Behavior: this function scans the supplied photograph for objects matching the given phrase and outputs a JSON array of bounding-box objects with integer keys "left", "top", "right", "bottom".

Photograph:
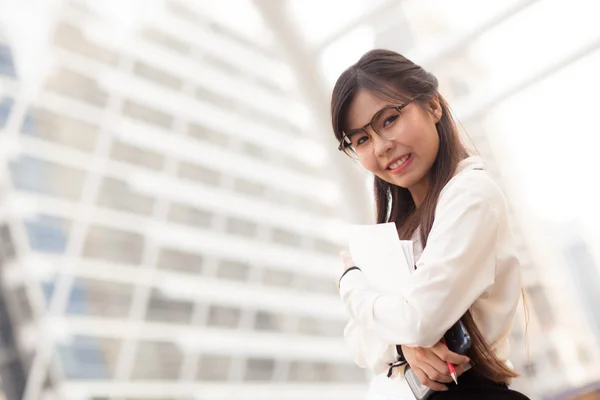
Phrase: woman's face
[{"left": 344, "top": 89, "right": 442, "bottom": 205}]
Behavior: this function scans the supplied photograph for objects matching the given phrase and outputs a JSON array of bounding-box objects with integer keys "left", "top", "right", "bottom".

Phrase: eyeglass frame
[{"left": 337, "top": 96, "right": 420, "bottom": 159}]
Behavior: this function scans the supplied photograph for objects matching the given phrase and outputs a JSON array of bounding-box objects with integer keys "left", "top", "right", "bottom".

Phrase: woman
[{"left": 332, "top": 49, "right": 530, "bottom": 399}]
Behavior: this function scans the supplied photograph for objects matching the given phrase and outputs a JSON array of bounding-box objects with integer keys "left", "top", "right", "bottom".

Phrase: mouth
[{"left": 385, "top": 153, "right": 412, "bottom": 171}]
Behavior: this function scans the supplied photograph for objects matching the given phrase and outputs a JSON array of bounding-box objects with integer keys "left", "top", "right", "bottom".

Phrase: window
[
  {"left": 21, "top": 108, "right": 99, "bottom": 152},
  {"left": 216, "top": 259, "right": 249, "bottom": 282},
  {"left": 83, "top": 225, "right": 144, "bottom": 265},
  {"left": 131, "top": 341, "right": 182, "bottom": 380},
  {"left": 262, "top": 268, "right": 294, "bottom": 288},
  {"left": 225, "top": 217, "right": 256, "bottom": 238},
  {"left": 254, "top": 310, "right": 286, "bottom": 332},
  {"left": 206, "top": 305, "right": 240, "bottom": 328},
  {"left": 195, "top": 85, "right": 230, "bottom": 108},
  {"left": 96, "top": 177, "right": 155, "bottom": 216},
  {"left": 296, "top": 317, "right": 345, "bottom": 337},
  {"left": 203, "top": 54, "right": 241, "bottom": 77},
  {"left": 288, "top": 361, "right": 329, "bottom": 382},
  {"left": 133, "top": 61, "right": 182, "bottom": 91},
  {"left": 9, "top": 156, "right": 86, "bottom": 200},
  {"left": 167, "top": 203, "right": 213, "bottom": 229},
  {"left": 146, "top": 289, "right": 194, "bottom": 324},
  {"left": 109, "top": 140, "right": 165, "bottom": 170},
  {"left": 187, "top": 123, "right": 230, "bottom": 147},
  {"left": 525, "top": 284, "right": 554, "bottom": 330},
  {"left": 196, "top": 354, "right": 231, "bottom": 381},
  {"left": 0, "top": 97, "right": 12, "bottom": 128},
  {"left": 44, "top": 68, "right": 108, "bottom": 108},
  {"left": 272, "top": 228, "right": 302, "bottom": 247},
  {"left": 25, "top": 214, "right": 70, "bottom": 254},
  {"left": 177, "top": 162, "right": 221, "bottom": 186},
  {"left": 157, "top": 248, "right": 203, "bottom": 274},
  {"left": 140, "top": 28, "right": 190, "bottom": 55},
  {"left": 57, "top": 336, "right": 120, "bottom": 380},
  {"left": 0, "top": 44, "right": 17, "bottom": 77},
  {"left": 240, "top": 141, "right": 267, "bottom": 159},
  {"left": 0, "top": 224, "right": 16, "bottom": 262},
  {"left": 53, "top": 22, "right": 119, "bottom": 66},
  {"left": 67, "top": 278, "right": 132, "bottom": 318},
  {"left": 232, "top": 178, "right": 266, "bottom": 198},
  {"left": 293, "top": 275, "right": 335, "bottom": 295},
  {"left": 288, "top": 361, "right": 364, "bottom": 382},
  {"left": 313, "top": 238, "right": 339, "bottom": 255},
  {"left": 122, "top": 99, "right": 173, "bottom": 129},
  {"left": 244, "top": 358, "right": 275, "bottom": 381}
]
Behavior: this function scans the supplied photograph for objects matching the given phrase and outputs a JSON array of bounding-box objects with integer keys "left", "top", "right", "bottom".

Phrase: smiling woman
[{"left": 331, "top": 49, "right": 530, "bottom": 400}]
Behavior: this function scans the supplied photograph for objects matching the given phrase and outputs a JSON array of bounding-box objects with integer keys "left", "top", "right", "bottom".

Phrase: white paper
[{"left": 346, "top": 222, "right": 414, "bottom": 294}]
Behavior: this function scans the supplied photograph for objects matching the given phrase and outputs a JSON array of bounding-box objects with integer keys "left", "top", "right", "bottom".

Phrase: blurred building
[
  {"left": 1, "top": 1, "right": 599, "bottom": 400},
  {"left": 0, "top": 1, "right": 368, "bottom": 399}
]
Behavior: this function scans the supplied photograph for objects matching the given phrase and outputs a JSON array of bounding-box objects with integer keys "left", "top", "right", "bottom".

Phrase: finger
[
  {"left": 416, "top": 345, "right": 453, "bottom": 377},
  {"left": 455, "top": 363, "right": 466, "bottom": 377},
  {"left": 414, "top": 367, "right": 449, "bottom": 391},
  {"left": 432, "top": 342, "right": 470, "bottom": 365},
  {"left": 420, "top": 363, "right": 453, "bottom": 384},
  {"left": 339, "top": 250, "right": 355, "bottom": 269}
]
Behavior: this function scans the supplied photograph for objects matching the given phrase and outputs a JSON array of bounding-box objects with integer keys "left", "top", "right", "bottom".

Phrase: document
[{"left": 346, "top": 222, "right": 414, "bottom": 294}]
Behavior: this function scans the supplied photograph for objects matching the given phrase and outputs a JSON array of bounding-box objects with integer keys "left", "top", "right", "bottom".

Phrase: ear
[{"left": 427, "top": 95, "right": 443, "bottom": 123}]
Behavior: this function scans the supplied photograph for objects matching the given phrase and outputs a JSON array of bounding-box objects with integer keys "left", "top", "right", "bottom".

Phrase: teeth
[{"left": 389, "top": 154, "right": 410, "bottom": 169}]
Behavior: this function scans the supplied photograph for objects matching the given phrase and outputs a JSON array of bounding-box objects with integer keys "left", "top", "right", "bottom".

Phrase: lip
[
  {"left": 384, "top": 153, "right": 412, "bottom": 170},
  {"left": 386, "top": 153, "right": 413, "bottom": 175}
]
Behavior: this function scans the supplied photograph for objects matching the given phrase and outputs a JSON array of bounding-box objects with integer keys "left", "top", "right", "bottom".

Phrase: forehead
[{"left": 345, "top": 89, "right": 394, "bottom": 131}]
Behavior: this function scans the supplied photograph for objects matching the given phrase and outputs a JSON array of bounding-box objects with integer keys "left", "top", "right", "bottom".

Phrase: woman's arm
[{"left": 339, "top": 173, "right": 505, "bottom": 347}]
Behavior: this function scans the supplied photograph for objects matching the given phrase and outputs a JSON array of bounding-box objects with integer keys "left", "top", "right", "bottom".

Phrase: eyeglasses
[{"left": 338, "top": 97, "right": 417, "bottom": 160}]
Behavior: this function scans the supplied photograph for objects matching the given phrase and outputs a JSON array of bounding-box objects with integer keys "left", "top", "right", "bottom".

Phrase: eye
[{"left": 382, "top": 113, "right": 399, "bottom": 128}]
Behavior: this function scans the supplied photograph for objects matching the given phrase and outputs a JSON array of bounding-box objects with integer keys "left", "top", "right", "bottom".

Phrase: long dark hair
[{"left": 331, "top": 49, "right": 518, "bottom": 383}]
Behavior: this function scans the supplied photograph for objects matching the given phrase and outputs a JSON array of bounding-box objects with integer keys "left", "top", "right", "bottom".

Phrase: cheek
[{"left": 359, "top": 158, "right": 380, "bottom": 174}]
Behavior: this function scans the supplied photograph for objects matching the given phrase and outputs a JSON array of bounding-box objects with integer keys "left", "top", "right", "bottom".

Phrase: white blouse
[{"left": 339, "top": 157, "right": 522, "bottom": 397}]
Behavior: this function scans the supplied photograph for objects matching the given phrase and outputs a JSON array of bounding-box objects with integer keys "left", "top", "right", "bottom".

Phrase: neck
[{"left": 409, "top": 177, "right": 430, "bottom": 208}]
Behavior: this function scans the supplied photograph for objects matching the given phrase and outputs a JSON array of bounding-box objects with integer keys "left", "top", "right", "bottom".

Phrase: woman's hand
[
  {"left": 402, "top": 343, "right": 470, "bottom": 391},
  {"left": 339, "top": 250, "right": 355, "bottom": 273}
]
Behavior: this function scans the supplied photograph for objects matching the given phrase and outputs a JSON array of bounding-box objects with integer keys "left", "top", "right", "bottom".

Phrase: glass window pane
[
  {"left": 0, "top": 44, "right": 17, "bottom": 77},
  {"left": 225, "top": 217, "right": 256, "bottom": 238},
  {"left": 157, "top": 248, "right": 203, "bottom": 274},
  {"left": 187, "top": 123, "right": 230, "bottom": 147},
  {"left": 216, "top": 259, "right": 249, "bottom": 282},
  {"left": 25, "top": 214, "right": 70, "bottom": 254},
  {"left": 57, "top": 336, "right": 120, "bottom": 380},
  {"left": 131, "top": 341, "right": 182, "bottom": 380},
  {"left": 133, "top": 60, "right": 182, "bottom": 91},
  {"left": 83, "top": 226, "right": 144, "bottom": 265},
  {"left": 146, "top": 289, "right": 194, "bottom": 324},
  {"left": 177, "top": 162, "right": 221, "bottom": 186},
  {"left": 21, "top": 108, "right": 100, "bottom": 152},
  {"left": 109, "top": 140, "right": 165, "bottom": 170},
  {"left": 140, "top": 28, "right": 190, "bottom": 55},
  {"left": 0, "top": 97, "right": 13, "bottom": 128},
  {"left": 254, "top": 310, "right": 286, "bottom": 332},
  {"left": 67, "top": 278, "right": 132, "bottom": 318},
  {"left": 271, "top": 228, "right": 302, "bottom": 247},
  {"left": 96, "top": 177, "right": 155, "bottom": 216},
  {"left": 244, "top": 358, "right": 274, "bottom": 381},
  {"left": 196, "top": 354, "right": 231, "bottom": 381},
  {"left": 44, "top": 68, "right": 108, "bottom": 108},
  {"left": 167, "top": 203, "right": 213, "bottom": 229},
  {"left": 262, "top": 268, "right": 294, "bottom": 288},
  {"left": 9, "top": 156, "right": 86, "bottom": 200},
  {"left": 296, "top": 316, "right": 345, "bottom": 337},
  {"left": 232, "top": 178, "right": 266, "bottom": 198},
  {"left": 122, "top": 99, "right": 173, "bottom": 129},
  {"left": 206, "top": 305, "right": 240, "bottom": 328},
  {"left": 53, "top": 22, "right": 119, "bottom": 65}
]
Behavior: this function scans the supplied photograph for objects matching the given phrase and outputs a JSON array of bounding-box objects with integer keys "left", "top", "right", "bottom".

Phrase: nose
[{"left": 372, "top": 130, "right": 394, "bottom": 157}]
